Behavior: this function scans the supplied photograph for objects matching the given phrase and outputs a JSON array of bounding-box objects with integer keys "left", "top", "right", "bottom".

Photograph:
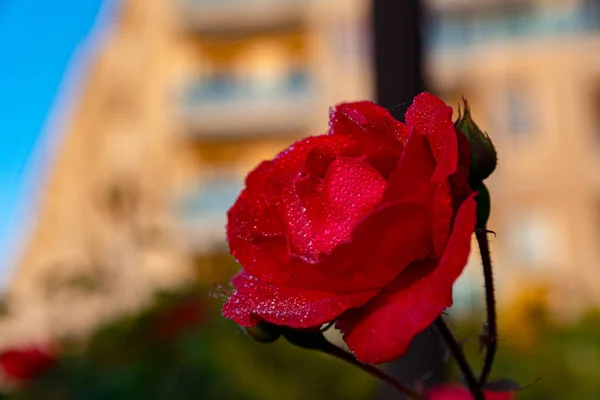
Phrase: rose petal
[
  {"left": 405, "top": 92, "right": 458, "bottom": 183},
  {"left": 337, "top": 194, "right": 477, "bottom": 364},
  {"left": 270, "top": 134, "right": 354, "bottom": 181},
  {"left": 228, "top": 187, "right": 285, "bottom": 241},
  {"left": 277, "top": 158, "right": 387, "bottom": 260},
  {"left": 289, "top": 200, "right": 433, "bottom": 293},
  {"left": 305, "top": 146, "right": 337, "bottom": 178},
  {"left": 227, "top": 186, "right": 291, "bottom": 284},
  {"left": 330, "top": 101, "right": 410, "bottom": 150},
  {"left": 432, "top": 181, "right": 454, "bottom": 255},
  {"left": 364, "top": 148, "right": 402, "bottom": 181},
  {"left": 228, "top": 234, "right": 291, "bottom": 285},
  {"left": 222, "top": 272, "right": 379, "bottom": 329},
  {"left": 241, "top": 134, "right": 356, "bottom": 206},
  {"left": 381, "top": 130, "right": 453, "bottom": 255},
  {"left": 227, "top": 134, "right": 355, "bottom": 284},
  {"left": 381, "top": 130, "right": 435, "bottom": 206},
  {"left": 405, "top": 92, "right": 461, "bottom": 253}
]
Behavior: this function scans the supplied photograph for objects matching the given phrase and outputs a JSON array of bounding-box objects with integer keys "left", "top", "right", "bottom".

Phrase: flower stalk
[
  {"left": 434, "top": 318, "right": 484, "bottom": 400},
  {"left": 476, "top": 228, "right": 497, "bottom": 387},
  {"left": 455, "top": 97, "right": 499, "bottom": 388},
  {"left": 331, "top": 350, "right": 427, "bottom": 400},
  {"left": 282, "top": 329, "right": 426, "bottom": 400}
]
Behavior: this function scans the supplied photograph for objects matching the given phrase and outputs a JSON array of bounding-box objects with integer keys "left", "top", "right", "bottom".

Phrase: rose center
[{"left": 304, "top": 146, "right": 337, "bottom": 179}]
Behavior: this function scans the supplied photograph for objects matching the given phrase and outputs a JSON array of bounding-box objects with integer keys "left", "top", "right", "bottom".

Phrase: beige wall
[{"left": 428, "top": 31, "right": 600, "bottom": 318}]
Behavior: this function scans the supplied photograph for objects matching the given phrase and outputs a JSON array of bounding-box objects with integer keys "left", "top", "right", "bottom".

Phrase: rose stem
[
  {"left": 319, "top": 340, "right": 426, "bottom": 400},
  {"left": 434, "top": 317, "right": 484, "bottom": 400},
  {"left": 476, "top": 228, "right": 497, "bottom": 387}
]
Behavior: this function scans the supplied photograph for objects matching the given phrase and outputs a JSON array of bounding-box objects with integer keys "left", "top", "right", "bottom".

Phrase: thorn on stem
[{"left": 475, "top": 228, "right": 497, "bottom": 238}]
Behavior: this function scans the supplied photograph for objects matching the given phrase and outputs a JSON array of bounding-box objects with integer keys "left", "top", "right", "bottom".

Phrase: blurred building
[
  {"left": 173, "top": 0, "right": 372, "bottom": 256},
  {"left": 426, "top": 0, "right": 600, "bottom": 319},
  {"left": 0, "top": 0, "right": 195, "bottom": 346},
  {"left": 7, "top": 0, "right": 597, "bottom": 349},
  {"left": 0, "top": 0, "right": 373, "bottom": 347}
]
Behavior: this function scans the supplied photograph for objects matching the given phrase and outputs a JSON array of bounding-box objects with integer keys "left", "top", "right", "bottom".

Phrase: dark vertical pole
[
  {"left": 372, "top": 0, "right": 425, "bottom": 119},
  {"left": 371, "top": 1, "right": 444, "bottom": 398}
]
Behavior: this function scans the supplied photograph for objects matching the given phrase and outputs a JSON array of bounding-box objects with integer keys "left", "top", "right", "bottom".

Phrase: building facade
[
  {"left": 426, "top": 0, "right": 600, "bottom": 319},
  {"left": 173, "top": 0, "right": 373, "bottom": 255},
  {"left": 0, "top": 0, "right": 374, "bottom": 346},
  {"left": 0, "top": 0, "right": 194, "bottom": 346},
  {"left": 6, "top": 0, "right": 597, "bottom": 348}
]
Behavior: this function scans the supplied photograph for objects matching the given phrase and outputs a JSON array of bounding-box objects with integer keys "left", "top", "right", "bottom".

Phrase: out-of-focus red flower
[
  {"left": 426, "top": 385, "right": 515, "bottom": 400},
  {"left": 153, "top": 297, "right": 207, "bottom": 340},
  {"left": 0, "top": 346, "right": 55, "bottom": 383},
  {"left": 222, "top": 92, "right": 476, "bottom": 364}
]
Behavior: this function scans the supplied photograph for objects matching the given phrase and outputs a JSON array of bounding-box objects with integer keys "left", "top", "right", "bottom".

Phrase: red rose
[
  {"left": 426, "top": 385, "right": 515, "bottom": 400},
  {"left": 222, "top": 92, "right": 476, "bottom": 363},
  {"left": 0, "top": 346, "right": 55, "bottom": 383}
]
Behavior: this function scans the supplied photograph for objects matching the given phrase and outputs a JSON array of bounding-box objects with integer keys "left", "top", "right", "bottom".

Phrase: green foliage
[
  {"left": 8, "top": 288, "right": 374, "bottom": 400},
  {"left": 447, "top": 310, "right": 600, "bottom": 400}
]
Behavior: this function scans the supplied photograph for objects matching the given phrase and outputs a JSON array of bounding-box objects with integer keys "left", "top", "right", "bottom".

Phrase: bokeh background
[{"left": 0, "top": 0, "right": 600, "bottom": 398}]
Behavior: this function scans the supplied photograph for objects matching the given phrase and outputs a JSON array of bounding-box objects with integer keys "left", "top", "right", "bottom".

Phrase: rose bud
[
  {"left": 223, "top": 92, "right": 477, "bottom": 364},
  {"left": 455, "top": 98, "right": 497, "bottom": 185}
]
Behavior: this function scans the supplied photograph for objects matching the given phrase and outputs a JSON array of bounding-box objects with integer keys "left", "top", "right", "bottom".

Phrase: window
[
  {"left": 506, "top": 211, "right": 562, "bottom": 270},
  {"left": 177, "top": 174, "right": 244, "bottom": 251},
  {"left": 179, "top": 175, "right": 242, "bottom": 218},
  {"left": 239, "top": 39, "right": 292, "bottom": 95},
  {"left": 505, "top": 88, "right": 533, "bottom": 136},
  {"left": 332, "top": 19, "right": 371, "bottom": 65}
]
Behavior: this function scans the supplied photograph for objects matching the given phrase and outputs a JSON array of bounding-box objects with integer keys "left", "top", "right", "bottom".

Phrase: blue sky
[{"left": 0, "top": 0, "right": 107, "bottom": 282}]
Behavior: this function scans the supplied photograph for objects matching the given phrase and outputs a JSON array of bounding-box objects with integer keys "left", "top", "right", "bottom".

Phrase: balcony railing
[
  {"left": 427, "top": 5, "right": 600, "bottom": 50},
  {"left": 179, "top": 0, "right": 306, "bottom": 33},
  {"left": 176, "top": 177, "right": 242, "bottom": 251},
  {"left": 176, "top": 71, "right": 316, "bottom": 138}
]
